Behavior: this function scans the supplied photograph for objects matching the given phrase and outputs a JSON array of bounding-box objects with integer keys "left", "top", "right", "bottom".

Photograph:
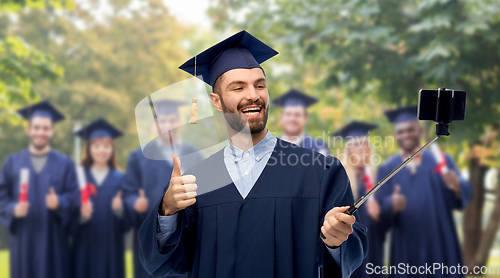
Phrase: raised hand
[
  {"left": 81, "top": 202, "right": 93, "bottom": 219},
  {"left": 14, "top": 202, "right": 29, "bottom": 218},
  {"left": 392, "top": 185, "right": 406, "bottom": 214},
  {"left": 134, "top": 188, "right": 149, "bottom": 214},
  {"left": 366, "top": 198, "right": 380, "bottom": 222},
  {"left": 112, "top": 191, "right": 123, "bottom": 212},
  {"left": 160, "top": 154, "right": 197, "bottom": 216},
  {"left": 46, "top": 187, "right": 60, "bottom": 210}
]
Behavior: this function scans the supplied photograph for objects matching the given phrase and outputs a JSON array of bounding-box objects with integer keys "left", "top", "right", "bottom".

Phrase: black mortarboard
[
  {"left": 385, "top": 106, "right": 418, "bottom": 124},
  {"left": 179, "top": 30, "right": 279, "bottom": 86},
  {"left": 333, "top": 121, "right": 378, "bottom": 138},
  {"left": 17, "top": 100, "right": 65, "bottom": 123},
  {"left": 75, "top": 118, "right": 122, "bottom": 140},
  {"left": 272, "top": 89, "right": 318, "bottom": 108}
]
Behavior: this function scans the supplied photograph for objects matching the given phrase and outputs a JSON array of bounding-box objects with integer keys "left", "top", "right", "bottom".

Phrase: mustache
[{"left": 237, "top": 99, "right": 266, "bottom": 111}]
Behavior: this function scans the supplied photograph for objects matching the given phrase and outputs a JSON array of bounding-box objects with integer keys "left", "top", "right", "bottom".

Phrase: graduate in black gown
[
  {"left": 273, "top": 89, "right": 330, "bottom": 155},
  {"left": 137, "top": 30, "right": 368, "bottom": 278},
  {"left": 122, "top": 100, "right": 203, "bottom": 278},
  {"left": 0, "top": 101, "right": 80, "bottom": 278},
  {"left": 334, "top": 121, "right": 387, "bottom": 278},
  {"left": 71, "top": 118, "right": 131, "bottom": 278},
  {"left": 376, "top": 106, "right": 472, "bottom": 278}
]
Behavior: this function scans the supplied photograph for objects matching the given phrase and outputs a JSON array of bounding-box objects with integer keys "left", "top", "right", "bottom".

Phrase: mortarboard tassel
[
  {"left": 189, "top": 97, "right": 198, "bottom": 124},
  {"left": 189, "top": 55, "right": 198, "bottom": 124}
]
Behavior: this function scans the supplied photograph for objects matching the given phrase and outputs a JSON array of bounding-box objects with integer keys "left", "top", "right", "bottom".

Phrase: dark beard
[
  {"left": 30, "top": 139, "right": 49, "bottom": 150},
  {"left": 220, "top": 95, "right": 268, "bottom": 134}
]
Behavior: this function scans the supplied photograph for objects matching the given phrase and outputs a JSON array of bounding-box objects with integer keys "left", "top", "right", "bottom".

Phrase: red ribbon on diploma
[
  {"left": 19, "top": 183, "right": 28, "bottom": 203},
  {"left": 364, "top": 166, "right": 374, "bottom": 192},
  {"left": 81, "top": 183, "right": 97, "bottom": 204},
  {"left": 19, "top": 168, "right": 29, "bottom": 203}
]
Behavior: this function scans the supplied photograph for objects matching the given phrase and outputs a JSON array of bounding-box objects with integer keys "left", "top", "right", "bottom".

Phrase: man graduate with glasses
[
  {"left": 0, "top": 101, "right": 80, "bottom": 278},
  {"left": 137, "top": 31, "right": 367, "bottom": 278}
]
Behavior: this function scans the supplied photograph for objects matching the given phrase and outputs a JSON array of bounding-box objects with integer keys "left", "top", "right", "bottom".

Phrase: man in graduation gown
[
  {"left": 137, "top": 30, "right": 367, "bottom": 278},
  {"left": 122, "top": 100, "right": 203, "bottom": 278},
  {"left": 376, "top": 106, "right": 472, "bottom": 278},
  {"left": 0, "top": 101, "right": 80, "bottom": 278},
  {"left": 273, "top": 89, "right": 330, "bottom": 156}
]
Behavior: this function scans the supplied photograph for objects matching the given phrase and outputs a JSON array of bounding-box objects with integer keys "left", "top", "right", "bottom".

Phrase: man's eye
[{"left": 234, "top": 87, "right": 242, "bottom": 91}]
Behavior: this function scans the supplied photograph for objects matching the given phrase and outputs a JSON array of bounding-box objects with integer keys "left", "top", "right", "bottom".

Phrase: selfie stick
[
  {"left": 320, "top": 86, "right": 458, "bottom": 240},
  {"left": 343, "top": 134, "right": 440, "bottom": 216}
]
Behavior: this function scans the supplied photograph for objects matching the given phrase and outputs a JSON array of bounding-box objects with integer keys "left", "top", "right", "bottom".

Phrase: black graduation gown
[
  {"left": 71, "top": 168, "right": 131, "bottom": 278},
  {"left": 376, "top": 150, "right": 472, "bottom": 278},
  {"left": 138, "top": 139, "right": 368, "bottom": 278},
  {"left": 0, "top": 149, "right": 80, "bottom": 278},
  {"left": 351, "top": 176, "right": 388, "bottom": 278},
  {"left": 122, "top": 141, "right": 203, "bottom": 278}
]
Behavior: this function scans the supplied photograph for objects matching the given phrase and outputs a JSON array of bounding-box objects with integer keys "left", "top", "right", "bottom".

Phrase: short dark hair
[{"left": 212, "top": 68, "right": 266, "bottom": 97}]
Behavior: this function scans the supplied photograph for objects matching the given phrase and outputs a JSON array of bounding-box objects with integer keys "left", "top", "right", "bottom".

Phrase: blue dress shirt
[{"left": 156, "top": 130, "right": 341, "bottom": 265}]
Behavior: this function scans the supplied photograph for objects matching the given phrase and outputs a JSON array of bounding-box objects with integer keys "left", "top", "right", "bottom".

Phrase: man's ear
[{"left": 210, "top": 93, "right": 223, "bottom": 112}]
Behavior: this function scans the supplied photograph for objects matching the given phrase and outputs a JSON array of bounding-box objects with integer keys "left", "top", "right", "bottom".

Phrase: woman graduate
[
  {"left": 334, "top": 121, "right": 387, "bottom": 278},
  {"left": 71, "top": 118, "right": 130, "bottom": 278}
]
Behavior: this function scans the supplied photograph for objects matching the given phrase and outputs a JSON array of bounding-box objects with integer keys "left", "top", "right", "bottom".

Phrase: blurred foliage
[
  {"left": 0, "top": 0, "right": 74, "bottom": 11},
  {"left": 0, "top": 35, "right": 63, "bottom": 124},
  {"left": 209, "top": 0, "right": 500, "bottom": 162}
]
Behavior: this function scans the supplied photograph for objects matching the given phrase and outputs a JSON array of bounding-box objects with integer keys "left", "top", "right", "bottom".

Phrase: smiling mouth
[{"left": 240, "top": 106, "right": 262, "bottom": 117}]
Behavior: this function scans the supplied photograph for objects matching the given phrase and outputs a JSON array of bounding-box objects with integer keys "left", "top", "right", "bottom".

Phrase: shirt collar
[{"left": 226, "top": 130, "right": 277, "bottom": 162}]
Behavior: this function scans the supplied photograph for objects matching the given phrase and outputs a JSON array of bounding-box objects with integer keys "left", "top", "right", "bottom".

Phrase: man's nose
[{"left": 244, "top": 86, "right": 260, "bottom": 101}]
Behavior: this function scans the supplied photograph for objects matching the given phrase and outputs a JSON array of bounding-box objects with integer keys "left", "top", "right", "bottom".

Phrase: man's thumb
[
  {"left": 172, "top": 154, "right": 182, "bottom": 177},
  {"left": 49, "top": 187, "right": 56, "bottom": 195},
  {"left": 394, "top": 185, "right": 401, "bottom": 195},
  {"left": 138, "top": 188, "right": 145, "bottom": 198},
  {"left": 116, "top": 191, "right": 122, "bottom": 198}
]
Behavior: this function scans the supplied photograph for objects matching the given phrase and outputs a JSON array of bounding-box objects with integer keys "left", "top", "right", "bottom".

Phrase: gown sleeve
[
  {"left": 320, "top": 157, "right": 368, "bottom": 278},
  {"left": 121, "top": 151, "right": 141, "bottom": 225},
  {"left": 57, "top": 158, "right": 81, "bottom": 228},
  {"left": 138, "top": 195, "right": 196, "bottom": 277},
  {"left": 0, "top": 156, "right": 17, "bottom": 232},
  {"left": 444, "top": 154, "right": 472, "bottom": 209}
]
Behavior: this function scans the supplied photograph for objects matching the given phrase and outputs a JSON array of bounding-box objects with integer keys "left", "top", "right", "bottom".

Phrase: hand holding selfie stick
[{"left": 320, "top": 84, "right": 467, "bottom": 240}]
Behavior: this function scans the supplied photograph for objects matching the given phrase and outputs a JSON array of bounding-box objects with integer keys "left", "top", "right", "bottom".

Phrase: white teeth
[{"left": 242, "top": 107, "right": 261, "bottom": 113}]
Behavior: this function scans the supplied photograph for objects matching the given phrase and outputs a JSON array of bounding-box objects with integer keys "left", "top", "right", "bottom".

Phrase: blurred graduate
[
  {"left": 334, "top": 121, "right": 387, "bottom": 278},
  {"left": 376, "top": 106, "right": 472, "bottom": 277},
  {"left": 0, "top": 101, "right": 80, "bottom": 278},
  {"left": 71, "top": 118, "right": 131, "bottom": 278},
  {"left": 137, "top": 30, "right": 367, "bottom": 278},
  {"left": 121, "top": 100, "right": 203, "bottom": 278},
  {"left": 273, "top": 89, "right": 330, "bottom": 155}
]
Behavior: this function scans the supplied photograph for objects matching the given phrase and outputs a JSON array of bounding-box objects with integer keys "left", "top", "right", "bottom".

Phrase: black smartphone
[{"left": 417, "top": 88, "right": 466, "bottom": 123}]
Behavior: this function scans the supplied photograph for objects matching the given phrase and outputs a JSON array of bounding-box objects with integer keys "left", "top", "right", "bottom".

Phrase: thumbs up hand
[
  {"left": 81, "top": 202, "right": 93, "bottom": 219},
  {"left": 112, "top": 191, "right": 123, "bottom": 212},
  {"left": 134, "top": 188, "right": 149, "bottom": 214},
  {"left": 14, "top": 202, "right": 30, "bottom": 218},
  {"left": 160, "top": 154, "right": 197, "bottom": 216},
  {"left": 392, "top": 185, "right": 406, "bottom": 214},
  {"left": 46, "top": 187, "right": 60, "bottom": 210}
]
